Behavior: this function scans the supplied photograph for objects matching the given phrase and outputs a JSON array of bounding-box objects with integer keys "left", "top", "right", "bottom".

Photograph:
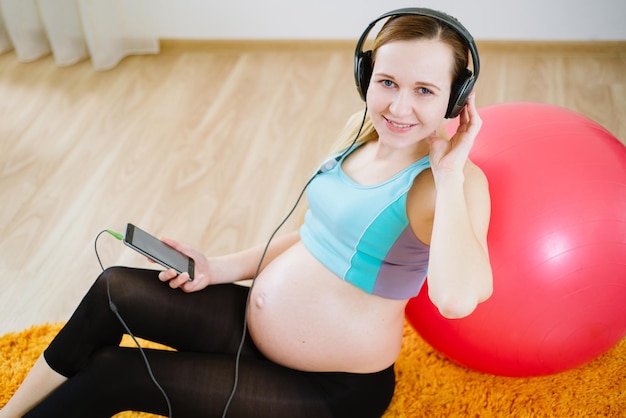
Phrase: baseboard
[
  {"left": 475, "top": 40, "right": 626, "bottom": 53},
  {"left": 159, "top": 39, "right": 626, "bottom": 54}
]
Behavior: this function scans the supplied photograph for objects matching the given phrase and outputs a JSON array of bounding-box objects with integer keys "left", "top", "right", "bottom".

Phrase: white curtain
[{"left": 0, "top": 0, "right": 159, "bottom": 71}]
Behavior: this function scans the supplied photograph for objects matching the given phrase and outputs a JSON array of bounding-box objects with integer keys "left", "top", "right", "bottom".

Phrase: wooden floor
[{"left": 0, "top": 40, "right": 625, "bottom": 336}]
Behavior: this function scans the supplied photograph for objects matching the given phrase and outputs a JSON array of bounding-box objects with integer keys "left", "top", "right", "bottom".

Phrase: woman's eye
[
  {"left": 381, "top": 79, "right": 395, "bottom": 87},
  {"left": 418, "top": 87, "right": 433, "bottom": 95}
]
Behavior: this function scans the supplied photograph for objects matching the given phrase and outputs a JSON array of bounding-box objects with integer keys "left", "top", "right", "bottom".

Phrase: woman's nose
[{"left": 389, "top": 89, "right": 412, "bottom": 116}]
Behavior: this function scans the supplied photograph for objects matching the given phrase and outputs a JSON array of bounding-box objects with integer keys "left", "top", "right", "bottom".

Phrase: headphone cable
[
  {"left": 95, "top": 230, "right": 173, "bottom": 418},
  {"left": 90, "top": 107, "right": 368, "bottom": 418}
]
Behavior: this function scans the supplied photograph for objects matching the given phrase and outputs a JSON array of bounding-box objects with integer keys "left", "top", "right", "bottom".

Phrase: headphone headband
[{"left": 354, "top": 8, "right": 480, "bottom": 118}]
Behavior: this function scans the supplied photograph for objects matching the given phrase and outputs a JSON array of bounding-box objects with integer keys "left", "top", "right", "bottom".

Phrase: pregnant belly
[{"left": 247, "top": 241, "right": 406, "bottom": 373}]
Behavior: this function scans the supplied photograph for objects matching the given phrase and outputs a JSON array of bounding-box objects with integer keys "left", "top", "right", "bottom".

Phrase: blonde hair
[{"left": 330, "top": 109, "right": 376, "bottom": 154}]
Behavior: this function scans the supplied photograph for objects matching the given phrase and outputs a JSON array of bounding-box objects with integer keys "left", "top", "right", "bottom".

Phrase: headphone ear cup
[
  {"left": 355, "top": 50, "right": 373, "bottom": 101},
  {"left": 446, "top": 69, "right": 475, "bottom": 118}
]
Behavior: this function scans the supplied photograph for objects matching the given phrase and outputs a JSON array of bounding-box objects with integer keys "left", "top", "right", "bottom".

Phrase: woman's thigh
[{"left": 45, "top": 267, "right": 261, "bottom": 378}]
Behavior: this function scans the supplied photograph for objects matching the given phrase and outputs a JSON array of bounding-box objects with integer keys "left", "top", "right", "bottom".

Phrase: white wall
[{"left": 151, "top": 0, "right": 626, "bottom": 41}]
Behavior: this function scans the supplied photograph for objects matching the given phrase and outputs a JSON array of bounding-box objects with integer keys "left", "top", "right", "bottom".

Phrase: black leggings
[{"left": 26, "top": 267, "right": 395, "bottom": 418}]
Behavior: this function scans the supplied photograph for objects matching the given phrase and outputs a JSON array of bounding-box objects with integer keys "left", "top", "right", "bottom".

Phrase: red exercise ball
[{"left": 405, "top": 102, "right": 626, "bottom": 377}]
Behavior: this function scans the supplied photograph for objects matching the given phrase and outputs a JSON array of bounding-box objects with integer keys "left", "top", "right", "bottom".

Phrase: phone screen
[{"left": 123, "top": 223, "right": 194, "bottom": 280}]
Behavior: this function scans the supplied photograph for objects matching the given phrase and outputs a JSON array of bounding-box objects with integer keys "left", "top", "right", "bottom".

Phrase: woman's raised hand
[{"left": 427, "top": 92, "right": 482, "bottom": 183}]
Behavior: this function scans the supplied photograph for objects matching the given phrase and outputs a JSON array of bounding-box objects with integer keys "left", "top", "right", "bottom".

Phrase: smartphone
[{"left": 123, "top": 223, "right": 195, "bottom": 281}]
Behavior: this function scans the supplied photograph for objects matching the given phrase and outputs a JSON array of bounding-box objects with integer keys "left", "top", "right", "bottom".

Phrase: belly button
[{"left": 254, "top": 293, "right": 266, "bottom": 309}]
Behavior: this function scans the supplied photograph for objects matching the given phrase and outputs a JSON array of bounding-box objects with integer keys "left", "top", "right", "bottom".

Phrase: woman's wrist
[
  {"left": 433, "top": 169, "right": 465, "bottom": 191},
  {"left": 208, "top": 253, "right": 249, "bottom": 284}
]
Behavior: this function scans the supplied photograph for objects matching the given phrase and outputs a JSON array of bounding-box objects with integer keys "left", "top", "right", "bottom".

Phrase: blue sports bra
[{"left": 299, "top": 144, "right": 431, "bottom": 300}]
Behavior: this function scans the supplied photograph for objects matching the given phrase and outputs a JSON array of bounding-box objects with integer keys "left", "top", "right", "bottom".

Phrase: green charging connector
[{"left": 106, "top": 229, "right": 124, "bottom": 240}]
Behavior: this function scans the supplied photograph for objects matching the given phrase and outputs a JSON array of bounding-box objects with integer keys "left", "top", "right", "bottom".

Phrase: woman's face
[{"left": 367, "top": 39, "right": 455, "bottom": 149}]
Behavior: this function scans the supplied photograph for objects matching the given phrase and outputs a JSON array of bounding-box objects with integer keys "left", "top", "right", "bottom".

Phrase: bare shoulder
[{"left": 406, "top": 168, "right": 436, "bottom": 244}]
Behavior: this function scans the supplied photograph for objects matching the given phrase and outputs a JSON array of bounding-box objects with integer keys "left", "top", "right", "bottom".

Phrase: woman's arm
[
  {"left": 157, "top": 230, "right": 301, "bottom": 292},
  {"left": 426, "top": 163, "right": 493, "bottom": 319},
  {"left": 421, "top": 93, "right": 493, "bottom": 318}
]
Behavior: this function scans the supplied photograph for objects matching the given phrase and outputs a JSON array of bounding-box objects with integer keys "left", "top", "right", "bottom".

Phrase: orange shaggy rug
[{"left": 1, "top": 322, "right": 624, "bottom": 417}]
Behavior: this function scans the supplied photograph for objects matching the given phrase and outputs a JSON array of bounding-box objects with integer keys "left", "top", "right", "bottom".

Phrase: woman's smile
[{"left": 383, "top": 115, "right": 418, "bottom": 132}]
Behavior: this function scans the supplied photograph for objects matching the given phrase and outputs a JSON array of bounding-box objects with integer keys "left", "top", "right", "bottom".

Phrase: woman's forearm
[
  {"left": 426, "top": 172, "right": 493, "bottom": 318},
  {"left": 209, "top": 230, "right": 301, "bottom": 284}
]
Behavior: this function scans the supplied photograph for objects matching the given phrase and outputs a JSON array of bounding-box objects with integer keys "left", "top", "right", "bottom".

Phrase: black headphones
[{"left": 354, "top": 7, "right": 480, "bottom": 119}]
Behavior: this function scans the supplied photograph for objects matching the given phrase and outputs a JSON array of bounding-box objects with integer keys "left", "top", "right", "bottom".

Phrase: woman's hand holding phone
[{"left": 156, "top": 237, "right": 210, "bottom": 293}]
